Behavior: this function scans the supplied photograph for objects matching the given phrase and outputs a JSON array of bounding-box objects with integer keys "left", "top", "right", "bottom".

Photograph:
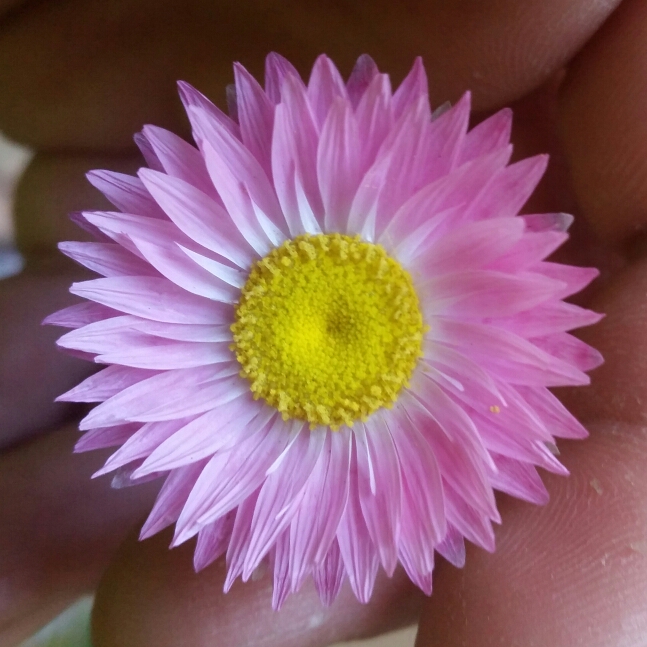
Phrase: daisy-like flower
[{"left": 47, "top": 53, "right": 603, "bottom": 608}]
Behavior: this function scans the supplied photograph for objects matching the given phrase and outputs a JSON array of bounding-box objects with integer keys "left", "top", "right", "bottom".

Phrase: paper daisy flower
[{"left": 47, "top": 53, "right": 603, "bottom": 608}]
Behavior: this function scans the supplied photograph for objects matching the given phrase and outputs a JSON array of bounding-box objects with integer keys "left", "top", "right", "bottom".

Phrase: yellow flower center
[{"left": 231, "top": 234, "right": 424, "bottom": 429}]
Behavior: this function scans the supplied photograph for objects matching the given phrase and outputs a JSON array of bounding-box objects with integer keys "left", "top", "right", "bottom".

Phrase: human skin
[{"left": 2, "top": 0, "right": 647, "bottom": 645}]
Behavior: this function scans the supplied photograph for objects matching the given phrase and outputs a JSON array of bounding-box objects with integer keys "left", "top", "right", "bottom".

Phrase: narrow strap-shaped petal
[
  {"left": 94, "top": 417, "right": 197, "bottom": 477},
  {"left": 406, "top": 216, "right": 525, "bottom": 274},
  {"left": 357, "top": 417, "right": 402, "bottom": 575},
  {"left": 58, "top": 241, "right": 157, "bottom": 277},
  {"left": 428, "top": 319, "right": 590, "bottom": 387},
  {"left": 312, "top": 539, "right": 345, "bottom": 606},
  {"left": 488, "top": 230, "right": 569, "bottom": 272},
  {"left": 78, "top": 365, "right": 239, "bottom": 429},
  {"left": 139, "top": 168, "right": 254, "bottom": 269},
  {"left": 533, "top": 262, "right": 599, "bottom": 299},
  {"left": 86, "top": 170, "right": 167, "bottom": 219},
  {"left": 243, "top": 427, "right": 326, "bottom": 578},
  {"left": 139, "top": 460, "right": 208, "bottom": 539},
  {"left": 57, "top": 363, "right": 158, "bottom": 402},
  {"left": 224, "top": 489, "right": 260, "bottom": 592},
  {"left": 488, "top": 453, "right": 549, "bottom": 505},
  {"left": 336, "top": 456, "right": 379, "bottom": 604},
  {"left": 134, "top": 396, "right": 268, "bottom": 477},
  {"left": 443, "top": 482, "right": 496, "bottom": 552},
  {"left": 531, "top": 331, "right": 604, "bottom": 372},
  {"left": 317, "top": 99, "right": 362, "bottom": 231},
  {"left": 194, "top": 513, "right": 235, "bottom": 572},
  {"left": 288, "top": 429, "right": 351, "bottom": 591},
  {"left": 420, "top": 270, "right": 564, "bottom": 319},
  {"left": 392, "top": 56, "right": 428, "bottom": 120},
  {"left": 435, "top": 524, "right": 466, "bottom": 568},
  {"left": 42, "top": 301, "right": 119, "bottom": 328},
  {"left": 70, "top": 276, "right": 227, "bottom": 324},
  {"left": 134, "top": 131, "right": 164, "bottom": 171},
  {"left": 265, "top": 52, "right": 301, "bottom": 104},
  {"left": 128, "top": 319, "right": 232, "bottom": 343},
  {"left": 141, "top": 125, "right": 218, "bottom": 199},
  {"left": 458, "top": 108, "right": 512, "bottom": 165},
  {"left": 346, "top": 54, "right": 380, "bottom": 108},
  {"left": 132, "top": 238, "right": 239, "bottom": 302},
  {"left": 271, "top": 531, "right": 291, "bottom": 610},
  {"left": 307, "top": 54, "right": 349, "bottom": 129},
  {"left": 177, "top": 80, "right": 241, "bottom": 140},
  {"left": 234, "top": 62, "right": 275, "bottom": 174},
  {"left": 74, "top": 423, "right": 140, "bottom": 453}
]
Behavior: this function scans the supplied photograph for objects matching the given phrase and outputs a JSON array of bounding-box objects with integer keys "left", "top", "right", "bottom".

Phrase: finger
[
  {"left": 0, "top": 0, "right": 620, "bottom": 150},
  {"left": 559, "top": 0, "right": 647, "bottom": 248},
  {"left": 0, "top": 425, "right": 158, "bottom": 647},
  {"left": 92, "top": 531, "right": 422, "bottom": 647},
  {"left": 416, "top": 420, "right": 647, "bottom": 647}
]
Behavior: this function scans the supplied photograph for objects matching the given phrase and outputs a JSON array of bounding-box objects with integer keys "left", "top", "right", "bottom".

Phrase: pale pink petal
[
  {"left": 133, "top": 396, "right": 267, "bottom": 476},
  {"left": 57, "top": 363, "right": 157, "bottom": 402},
  {"left": 74, "top": 423, "right": 140, "bottom": 453},
  {"left": 134, "top": 131, "right": 164, "bottom": 171},
  {"left": 488, "top": 453, "right": 549, "bottom": 505},
  {"left": 70, "top": 276, "right": 228, "bottom": 324},
  {"left": 287, "top": 429, "right": 351, "bottom": 590},
  {"left": 132, "top": 239, "right": 239, "bottom": 302},
  {"left": 265, "top": 52, "right": 301, "bottom": 104},
  {"left": 458, "top": 108, "right": 512, "bottom": 165},
  {"left": 435, "top": 525, "right": 466, "bottom": 568},
  {"left": 140, "top": 125, "right": 218, "bottom": 199},
  {"left": 271, "top": 531, "right": 291, "bottom": 610},
  {"left": 336, "top": 459, "right": 379, "bottom": 604},
  {"left": 346, "top": 54, "right": 380, "bottom": 108},
  {"left": 530, "top": 332, "right": 604, "bottom": 372},
  {"left": 533, "top": 262, "right": 599, "bottom": 299},
  {"left": 86, "top": 170, "right": 167, "bottom": 219},
  {"left": 234, "top": 62, "right": 275, "bottom": 174},
  {"left": 317, "top": 99, "right": 362, "bottom": 231},
  {"left": 307, "top": 54, "right": 349, "bottom": 129},
  {"left": 420, "top": 270, "right": 564, "bottom": 319},
  {"left": 127, "top": 319, "right": 233, "bottom": 343},
  {"left": 489, "top": 231, "right": 569, "bottom": 273},
  {"left": 313, "top": 540, "right": 345, "bottom": 606},
  {"left": 139, "top": 460, "right": 208, "bottom": 540},
  {"left": 224, "top": 489, "right": 260, "bottom": 592},
  {"left": 139, "top": 168, "right": 254, "bottom": 268},
  {"left": 43, "top": 302, "right": 120, "bottom": 329},
  {"left": 59, "top": 242, "right": 156, "bottom": 277},
  {"left": 194, "top": 513, "right": 235, "bottom": 572},
  {"left": 78, "top": 365, "right": 240, "bottom": 430},
  {"left": 392, "top": 57, "right": 428, "bottom": 120},
  {"left": 177, "top": 80, "right": 241, "bottom": 140},
  {"left": 356, "top": 418, "right": 402, "bottom": 575}
]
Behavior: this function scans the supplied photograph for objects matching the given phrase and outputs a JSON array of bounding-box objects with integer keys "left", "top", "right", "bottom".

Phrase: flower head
[{"left": 47, "top": 53, "right": 603, "bottom": 608}]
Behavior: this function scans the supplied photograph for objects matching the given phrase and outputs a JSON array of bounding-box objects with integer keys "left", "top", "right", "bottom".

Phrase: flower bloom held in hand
[{"left": 47, "top": 53, "right": 603, "bottom": 608}]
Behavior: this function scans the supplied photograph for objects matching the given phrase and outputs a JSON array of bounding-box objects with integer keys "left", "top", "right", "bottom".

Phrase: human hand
[{"left": 2, "top": 0, "right": 647, "bottom": 645}]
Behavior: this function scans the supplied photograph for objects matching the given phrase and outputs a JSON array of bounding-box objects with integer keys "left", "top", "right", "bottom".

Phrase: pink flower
[{"left": 47, "top": 53, "right": 602, "bottom": 608}]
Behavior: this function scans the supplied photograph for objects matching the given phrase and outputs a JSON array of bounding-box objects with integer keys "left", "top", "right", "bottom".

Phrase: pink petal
[
  {"left": 234, "top": 62, "right": 275, "bottom": 174},
  {"left": 356, "top": 418, "right": 402, "bottom": 575},
  {"left": 194, "top": 513, "right": 235, "bottom": 571},
  {"left": 489, "top": 231, "right": 569, "bottom": 272},
  {"left": 287, "top": 429, "right": 351, "bottom": 590},
  {"left": 264, "top": 52, "right": 301, "bottom": 104},
  {"left": 307, "top": 54, "right": 349, "bottom": 129},
  {"left": 139, "top": 460, "right": 208, "bottom": 539},
  {"left": 317, "top": 98, "right": 362, "bottom": 231},
  {"left": 86, "top": 170, "right": 166, "bottom": 219},
  {"left": 74, "top": 423, "right": 140, "bottom": 453},
  {"left": 132, "top": 239, "right": 238, "bottom": 302},
  {"left": 346, "top": 54, "right": 380, "bottom": 108},
  {"left": 57, "top": 363, "right": 157, "bottom": 402},
  {"left": 70, "top": 276, "right": 229, "bottom": 324},
  {"left": 313, "top": 539, "right": 345, "bottom": 606},
  {"left": 392, "top": 57, "right": 428, "bottom": 120},
  {"left": 488, "top": 453, "right": 549, "bottom": 505},
  {"left": 224, "top": 489, "right": 260, "bottom": 592},
  {"left": 420, "top": 270, "right": 564, "bottom": 319},
  {"left": 134, "top": 131, "right": 164, "bottom": 171},
  {"left": 59, "top": 241, "right": 156, "bottom": 278},
  {"left": 140, "top": 125, "right": 218, "bottom": 199},
  {"left": 530, "top": 332, "right": 604, "bottom": 372},
  {"left": 42, "top": 301, "right": 119, "bottom": 328},
  {"left": 458, "top": 108, "right": 512, "bottom": 165},
  {"left": 336, "top": 460, "right": 379, "bottom": 604},
  {"left": 78, "top": 365, "right": 240, "bottom": 429},
  {"left": 139, "top": 168, "right": 254, "bottom": 268},
  {"left": 435, "top": 525, "right": 466, "bottom": 568},
  {"left": 177, "top": 80, "right": 241, "bottom": 140}
]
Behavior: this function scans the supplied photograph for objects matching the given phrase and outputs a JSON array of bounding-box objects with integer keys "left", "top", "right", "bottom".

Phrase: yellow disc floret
[{"left": 231, "top": 234, "right": 425, "bottom": 429}]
